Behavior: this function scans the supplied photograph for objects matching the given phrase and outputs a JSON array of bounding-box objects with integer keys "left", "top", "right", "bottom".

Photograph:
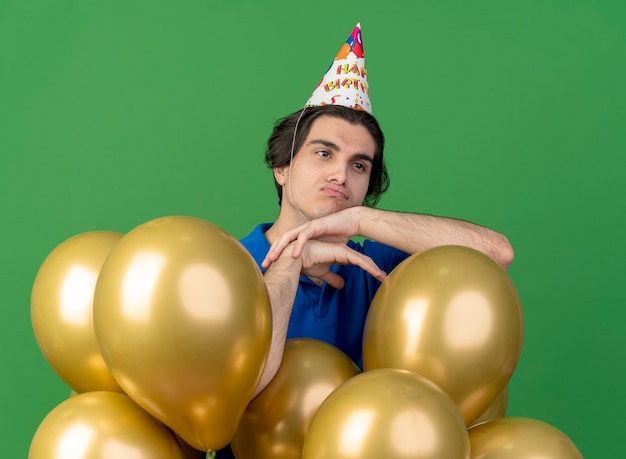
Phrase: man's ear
[{"left": 274, "top": 166, "right": 288, "bottom": 186}]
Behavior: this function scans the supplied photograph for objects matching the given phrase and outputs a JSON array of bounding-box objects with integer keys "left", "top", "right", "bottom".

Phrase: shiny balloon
[
  {"left": 303, "top": 368, "right": 470, "bottom": 459},
  {"left": 175, "top": 435, "right": 208, "bottom": 459},
  {"left": 231, "top": 338, "right": 361, "bottom": 459},
  {"left": 31, "top": 231, "right": 124, "bottom": 394},
  {"left": 468, "top": 417, "right": 583, "bottom": 458},
  {"left": 93, "top": 216, "right": 271, "bottom": 452},
  {"left": 469, "top": 385, "right": 508, "bottom": 428},
  {"left": 363, "top": 245, "right": 523, "bottom": 425},
  {"left": 29, "top": 391, "right": 184, "bottom": 459}
]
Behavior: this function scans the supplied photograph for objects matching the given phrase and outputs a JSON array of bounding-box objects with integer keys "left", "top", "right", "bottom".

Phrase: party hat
[{"left": 305, "top": 23, "right": 372, "bottom": 114}]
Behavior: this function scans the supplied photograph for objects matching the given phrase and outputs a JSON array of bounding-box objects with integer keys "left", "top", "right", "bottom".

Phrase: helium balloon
[
  {"left": 363, "top": 245, "right": 523, "bottom": 425},
  {"left": 303, "top": 368, "right": 470, "bottom": 459},
  {"left": 469, "top": 385, "right": 508, "bottom": 428},
  {"left": 28, "top": 391, "right": 184, "bottom": 459},
  {"left": 468, "top": 417, "right": 583, "bottom": 458},
  {"left": 231, "top": 338, "right": 360, "bottom": 459},
  {"left": 175, "top": 435, "right": 208, "bottom": 459},
  {"left": 31, "top": 231, "right": 124, "bottom": 394},
  {"left": 93, "top": 216, "right": 271, "bottom": 452}
]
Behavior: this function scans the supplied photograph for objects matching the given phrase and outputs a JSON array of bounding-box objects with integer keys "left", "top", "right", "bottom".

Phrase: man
[
  {"left": 241, "top": 105, "right": 513, "bottom": 396},
  {"left": 241, "top": 22, "right": 513, "bottom": 397},
  {"left": 215, "top": 24, "right": 513, "bottom": 458}
]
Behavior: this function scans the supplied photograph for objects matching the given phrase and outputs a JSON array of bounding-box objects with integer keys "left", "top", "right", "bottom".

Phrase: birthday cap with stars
[{"left": 305, "top": 23, "right": 372, "bottom": 114}]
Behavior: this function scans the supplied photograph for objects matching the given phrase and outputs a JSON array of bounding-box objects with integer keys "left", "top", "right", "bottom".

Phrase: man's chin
[{"left": 311, "top": 203, "right": 350, "bottom": 219}]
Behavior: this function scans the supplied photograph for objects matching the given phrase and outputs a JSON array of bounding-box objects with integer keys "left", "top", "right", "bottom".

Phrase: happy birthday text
[{"left": 323, "top": 63, "right": 369, "bottom": 95}]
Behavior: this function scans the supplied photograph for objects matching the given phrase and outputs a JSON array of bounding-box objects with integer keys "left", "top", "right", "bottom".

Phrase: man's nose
[{"left": 328, "top": 162, "right": 348, "bottom": 185}]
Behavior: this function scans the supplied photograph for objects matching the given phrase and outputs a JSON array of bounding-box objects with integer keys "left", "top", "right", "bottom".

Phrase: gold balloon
[
  {"left": 303, "top": 368, "right": 470, "bottom": 459},
  {"left": 93, "top": 216, "right": 271, "bottom": 452},
  {"left": 29, "top": 391, "right": 184, "bottom": 459},
  {"left": 469, "top": 385, "right": 508, "bottom": 428},
  {"left": 231, "top": 338, "right": 360, "bottom": 459},
  {"left": 468, "top": 417, "right": 584, "bottom": 458},
  {"left": 175, "top": 435, "right": 208, "bottom": 459},
  {"left": 31, "top": 231, "right": 124, "bottom": 394},
  {"left": 362, "top": 245, "right": 523, "bottom": 425}
]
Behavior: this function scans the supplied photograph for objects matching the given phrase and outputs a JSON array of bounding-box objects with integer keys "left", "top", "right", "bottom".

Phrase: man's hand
[
  {"left": 263, "top": 208, "right": 362, "bottom": 269},
  {"left": 265, "top": 206, "right": 515, "bottom": 270},
  {"left": 297, "top": 239, "right": 386, "bottom": 288}
]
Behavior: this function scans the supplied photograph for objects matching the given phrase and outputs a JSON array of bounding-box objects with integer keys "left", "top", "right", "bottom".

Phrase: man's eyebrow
[
  {"left": 307, "top": 139, "right": 374, "bottom": 163},
  {"left": 352, "top": 153, "right": 374, "bottom": 163},
  {"left": 307, "top": 139, "right": 341, "bottom": 150}
]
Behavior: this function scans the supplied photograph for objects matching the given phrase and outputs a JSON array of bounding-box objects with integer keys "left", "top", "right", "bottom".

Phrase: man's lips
[{"left": 321, "top": 185, "right": 349, "bottom": 199}]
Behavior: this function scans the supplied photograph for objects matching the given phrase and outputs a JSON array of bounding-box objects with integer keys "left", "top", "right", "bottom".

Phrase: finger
[
  {"left": 261, "top": 248, "right": 279, "bottom": 268},
  {"left": 261, "top": 257, "right": 272, "bottom": 269},
  {"left": 291, "top": 228, "right": 318, "bottom": 258},
  {"left": 262, "top": 234, "right": 298, "bottom": 268},
  {"left": 318, "top": 272, "right": 345, "bottom": 289},
  {"left": 261, "top": 253, "right": 274, "bottom": 268},
  {"left": 341, "top": 250, "right": 387, "bottom": 282},
  {"left": 265, "top": 228, "right": 304, "bottom": 263},
  {"left": 358, "top": 262, "right": 387, "bottom": 282},
  {"left": 293, "top": 220, "right": 343, "bottom": 258},
  {"left": 284, "top": 223, "right": 319, "bottom": 256},
  {"left": 266, "top": 224, "right": 315, "bottom": 263},
  {"left": 264, "top": 241, "right": 286, "bottom": 265}
]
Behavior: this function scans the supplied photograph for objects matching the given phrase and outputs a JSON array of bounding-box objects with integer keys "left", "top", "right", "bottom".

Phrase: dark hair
[{"left": 265, "top": 105, "right": 389, "bottom": 207}]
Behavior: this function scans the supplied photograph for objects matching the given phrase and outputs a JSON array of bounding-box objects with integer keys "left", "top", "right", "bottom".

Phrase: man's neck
[{"left": 264, "top": 207, "right": 310, "bottom": 244}]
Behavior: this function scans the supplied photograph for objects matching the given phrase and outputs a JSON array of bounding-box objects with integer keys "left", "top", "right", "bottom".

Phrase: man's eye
[
  {"left": 353, "top": 162, "right": 366, "bottom": 171},
  {"left": 316, "top": 150, "right": 330, "bottom": 157}
]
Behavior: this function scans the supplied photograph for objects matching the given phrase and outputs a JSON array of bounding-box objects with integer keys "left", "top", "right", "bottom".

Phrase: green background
[{"left": 2, "top": 1, "right": 624, "bottom": 457}]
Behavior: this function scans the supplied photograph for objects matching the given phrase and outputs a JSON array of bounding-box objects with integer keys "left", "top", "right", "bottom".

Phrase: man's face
[{"left": 275, "top": 115, "right": 376, "bottom": 221}]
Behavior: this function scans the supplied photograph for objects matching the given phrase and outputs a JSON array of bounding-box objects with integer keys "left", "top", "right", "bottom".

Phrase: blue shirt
[
  {"left": 239, "top": 222, "right": 409, "bottom": 368},
  {"left": 215, "top": 222, "right": 409, "bottom": 458}
]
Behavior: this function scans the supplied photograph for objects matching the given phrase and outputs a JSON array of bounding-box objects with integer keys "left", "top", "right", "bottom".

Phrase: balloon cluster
[
  {"left": 30, "top": 218, "right": 584, "bottom": 458},
  {"left": 30, "top": 216, "right": 272, "bottom": 457},
  {"left": 302, "top": 246, "right": 584, "bottom": 459}
]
